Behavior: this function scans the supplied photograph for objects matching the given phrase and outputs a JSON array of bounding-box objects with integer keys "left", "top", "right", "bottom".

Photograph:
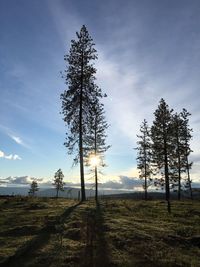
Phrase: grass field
[{"left": 0, "top": 197, "right": 199, "bottom": 267}]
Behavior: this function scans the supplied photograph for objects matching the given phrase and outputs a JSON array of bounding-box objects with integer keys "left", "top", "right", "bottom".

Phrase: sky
[{"left": 0, "top": 0, "right": 200, "bottom": 189}]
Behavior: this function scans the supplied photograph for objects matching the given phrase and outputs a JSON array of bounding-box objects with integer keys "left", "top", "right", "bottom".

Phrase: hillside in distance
[
  {"left": 1, "top": 186, "right": 200, "bottom": 200},
  {"left": 0, "top": 186, "right": 137, "bottom": 199}
]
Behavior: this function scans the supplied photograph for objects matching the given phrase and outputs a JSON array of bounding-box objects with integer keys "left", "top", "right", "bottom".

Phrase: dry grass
[{"left": 0, "top": 197, "right": 199, "bottom": 267}]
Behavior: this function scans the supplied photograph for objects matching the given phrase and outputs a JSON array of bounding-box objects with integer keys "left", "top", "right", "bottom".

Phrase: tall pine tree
[
  {"left": 136, "top": 119, "right": 152, "bottom": 200},
  {"left": 171, "top": 113, "right": 187, "bottom": 200},
  {"left": 180, "top": 108, "right": 193, "bottom": 199},
  {"left": 85, "top": 94, "right": 110, "bottom": 202},
  {"left": 151, "top": 99, "right": 174, "bottom": 212},
  {"left": 61, "top": 25, "right": 99, "bottom": 201}
]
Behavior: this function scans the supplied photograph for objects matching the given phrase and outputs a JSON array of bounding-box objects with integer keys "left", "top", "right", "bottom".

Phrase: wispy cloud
[
  {"left": 9, "top": 135, "right": 23, "bottom": 145},
  {"left": 47, "top": 0, "right": 81, "bottom": 49},
  {"left": 0, "top": 124, "right": 30, "bottom": 148},
  {"left": 0, "top": 150, "right": 22, "bottom": 160},
  {"left": 8, "top": 133, "right": 30, "bottom": 149}
]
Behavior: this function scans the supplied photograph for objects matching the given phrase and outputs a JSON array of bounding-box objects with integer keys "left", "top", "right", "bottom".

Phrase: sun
[{"left": 89, "top": 155, "right": 100, "bottom": 167}]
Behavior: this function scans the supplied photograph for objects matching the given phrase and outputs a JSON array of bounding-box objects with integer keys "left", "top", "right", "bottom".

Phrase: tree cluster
[
  {"left": 28, "top": 169, "right": 66, "bottom": 198},
  {"left": 61, "top": 25, "right": 109, "bottom": 201},
  {"left": 136, "top": 98, "right": 193, "bottom": 211}
]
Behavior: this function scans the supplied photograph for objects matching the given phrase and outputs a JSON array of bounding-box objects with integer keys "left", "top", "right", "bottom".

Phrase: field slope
[{"left": 0, "top": 197, "right": 199, "bottom": 267}]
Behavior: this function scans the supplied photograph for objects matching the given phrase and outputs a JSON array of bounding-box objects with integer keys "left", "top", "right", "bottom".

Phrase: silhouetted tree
[
  {"left": 180, "top": 109, "right": 193, "bottom": 199},
  {"left": 53, "top": 169, "right": 65, "bottom": 198},
  {"left": 136, "top": 119, "right": 153, "bottom": 200},
  {"left": 151, "top": 99, "right": 174, "bottom": 212},
  {"left": 170, "top": 113, "right": 185, "bottom": 199},
  {"left": 85, "top": 96, "right": 110, "bottom": 202},
  {"left": 61, "top": 25, "right": 99, "bottom": 201},
  {"left": 29, "top": 180, "right": 39, "bottom": 196}
]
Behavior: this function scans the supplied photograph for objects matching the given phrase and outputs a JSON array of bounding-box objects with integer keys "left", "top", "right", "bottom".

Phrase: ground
[{"left": 0, "top": 197, "right": 199, "bottom": 267}]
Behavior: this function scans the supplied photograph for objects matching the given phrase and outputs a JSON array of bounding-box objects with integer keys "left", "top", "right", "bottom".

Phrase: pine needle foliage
[
  {"left": 61, "top": 25, "right": 100, "bottom": 201},
  {"left": 151, "top": 98, "right": 174, "bottom": 212},
  {"left": 136, "top": 119, "right": 153, "bottom": 200},
  {"left": 29, "top": 181, "right": 39, "bottom": 197},
  {"left": 85, "top": 97, "right": 110, "bottom": 201},
  {"left": 53, "top": 169, "right": 65, "bottom": 198}
]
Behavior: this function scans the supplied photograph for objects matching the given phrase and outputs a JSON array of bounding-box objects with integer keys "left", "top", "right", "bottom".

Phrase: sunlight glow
[{"left": 89, "top": 155, "right": 100, "bottom": 167}]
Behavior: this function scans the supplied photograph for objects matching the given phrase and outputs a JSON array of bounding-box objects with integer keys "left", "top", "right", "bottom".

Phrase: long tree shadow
[
  {"left": 81, "top": 201, "right": 110, "bottom": 267},
  {"left": 94, "top": 202, "right": 110, "bottom": 267},
  {"left": 0, "top": 202, "right": 81, "bottom": 267}
]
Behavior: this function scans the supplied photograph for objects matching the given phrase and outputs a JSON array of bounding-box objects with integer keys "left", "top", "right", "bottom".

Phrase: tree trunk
[
  {"left": 79, "top": 130, "right": 85, "bottom": 201},
  {"left": 164, "top": 139, "right": 171, "bottom": 213},
  {"left": 186, "top": 156, "right": 193, "bottom": 200},
  {"left": 144, "top": 134, "right": 147, "bottom": 201},
  {"left": 95, "top": 166, "right": 98, "bottom": 202},
  {"left": 178, "top": 159, "right": 181, "bottom": 200},
  {"left": 79, "top": 51, "right": 86, "bottom": 201},
  {"left": 94, "top": 112, "right": 98, "bottom": 202},
  {"left": 144, "top": 175, "right": 147, "bottom": 200},
  {"left": 167, "top": 200, "right": 171, "bottom": 213},
  {"left": 56, "top": 189, "right": 59, "bottom": 198},
  {"left": 176, "top": 128, "right": 181, "bottom": 200},
  {"left": 144, "top": 155, "right": 147, "bottom": 200},
  {"left": 165, "top": 157, "right": 170, "bottom": 203}
]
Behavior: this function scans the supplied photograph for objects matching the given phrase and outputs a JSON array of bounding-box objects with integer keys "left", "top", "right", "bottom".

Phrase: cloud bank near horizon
[
  {"left": 1, "top": 175, "right": 200, "bottom": 191},
  {"left": 0, "top": 175, "right": 142, "bottom": 190}
]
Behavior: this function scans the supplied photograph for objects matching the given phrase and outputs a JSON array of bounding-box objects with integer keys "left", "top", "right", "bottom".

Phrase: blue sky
[{"left": 0, "top": 0, "right": 200, "bottom": 188}]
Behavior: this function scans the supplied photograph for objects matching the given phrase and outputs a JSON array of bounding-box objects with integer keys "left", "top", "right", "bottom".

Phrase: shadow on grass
[
  {"left": 95, "top": 202, "right": 110, "bottom": 267},
  {"left": 81, "top": 201, "right": 110, "bottom": 267},
  {"left": 0, "top": 202, "right": 81, "bottom": 267}
]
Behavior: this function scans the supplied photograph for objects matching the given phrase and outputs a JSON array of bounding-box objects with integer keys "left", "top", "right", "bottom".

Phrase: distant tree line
[{"left": 136, "top": 98, "right": 193, "bottom": 212}]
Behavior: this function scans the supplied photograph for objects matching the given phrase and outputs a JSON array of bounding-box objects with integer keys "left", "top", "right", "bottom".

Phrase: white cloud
[
  {"left": 0, "top": 150, "right": 22, "bottom": 160},
  {"left": 0, "top": 150, "right": 5, "bottom": 158},
  {"left": 10, "top": 135, "right": 23, "bottom": 145},
  {"left": 0, "top": 176, "right": 50, "bottom": 186},
  {"left": 13, "top": 155, "right": 22, "bottom": 160},
  {"left": 0, "top": 174, "right": 142, "bottom": 190},
  {"left": 0, "top": 125, "right": 30, "bottom": 148},
  {"left": 8, "top": 134, "right": 30, "bottom": 149},
  {"left": 4, "top": 154, "right": 13, "bottom": 160}
]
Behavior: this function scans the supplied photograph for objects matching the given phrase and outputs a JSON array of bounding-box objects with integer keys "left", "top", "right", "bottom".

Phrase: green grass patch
[{"left": 0, "top": 197, "right": 199, "bottom": 267}]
